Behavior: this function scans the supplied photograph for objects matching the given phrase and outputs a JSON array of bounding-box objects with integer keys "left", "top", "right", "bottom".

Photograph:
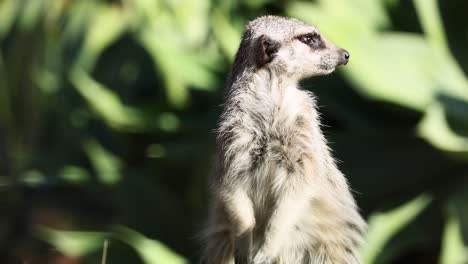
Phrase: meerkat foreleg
[
  {"left": 252, "top": 167, "right": 312, "bottom": 264},
  {"left": 221, "top": 187, "right": 256, "bottom": 263}
]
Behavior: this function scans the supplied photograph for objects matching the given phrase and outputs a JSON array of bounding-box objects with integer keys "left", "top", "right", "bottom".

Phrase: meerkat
[{"left": 201, "top": 16, "right": 366, "bottom": 264}]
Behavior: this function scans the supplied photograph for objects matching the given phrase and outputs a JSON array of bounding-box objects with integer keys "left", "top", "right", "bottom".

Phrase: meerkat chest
[
  {"left": 245, "top": 86, "right": 317, "bottom": 211},
  {"left": 249, "top": 85, "right": 316, "bottom": 174},
  {"left": 271, "top": 84, "right": 308, "bottom": 123}
]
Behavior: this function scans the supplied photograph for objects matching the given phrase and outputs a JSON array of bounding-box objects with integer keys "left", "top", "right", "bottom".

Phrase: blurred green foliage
[{"left": 0, "top": 0, "right": 467, "bottom": 263}]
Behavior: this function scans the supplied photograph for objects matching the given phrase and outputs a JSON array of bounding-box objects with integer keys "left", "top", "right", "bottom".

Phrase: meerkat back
[{"left": 201, "top": 16, "right": 366, "bottom": 264}]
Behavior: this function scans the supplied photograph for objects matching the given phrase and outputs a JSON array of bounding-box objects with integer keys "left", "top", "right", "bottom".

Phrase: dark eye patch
[{"left": 297, "top": 33, "right": 325, "bottom": 49}]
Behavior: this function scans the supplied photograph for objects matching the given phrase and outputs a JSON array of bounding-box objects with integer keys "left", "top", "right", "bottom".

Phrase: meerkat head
[{"left": 235, "top": 16, "right": 349, "bottom": 80}]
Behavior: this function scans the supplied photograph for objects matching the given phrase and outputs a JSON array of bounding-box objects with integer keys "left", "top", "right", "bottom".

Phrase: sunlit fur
[{"left": 201, "top": 16, "right": 366, "bottom": 264}]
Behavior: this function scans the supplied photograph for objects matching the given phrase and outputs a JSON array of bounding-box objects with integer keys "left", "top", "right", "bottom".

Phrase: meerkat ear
[{"left": 254, "top": 35, "right": 280, "bottom": 68}]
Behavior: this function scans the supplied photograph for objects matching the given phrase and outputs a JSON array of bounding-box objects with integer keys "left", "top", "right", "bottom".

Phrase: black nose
[
  {"left": 341, "top": 49, "right": 350, "bottom": 65},
  {"left": 343, "top": 50, "right": 350, "bottom": 60}
]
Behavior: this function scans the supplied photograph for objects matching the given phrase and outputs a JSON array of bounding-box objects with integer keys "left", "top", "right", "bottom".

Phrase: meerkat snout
[
  {"left": 343, "top": 49, "right": 350, "bottom": 60},
  {"left": 339, "top": 49, "right": 350, "bottom": 65}
]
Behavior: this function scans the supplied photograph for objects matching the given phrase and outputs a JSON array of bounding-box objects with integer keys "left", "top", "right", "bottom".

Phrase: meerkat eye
[
  {"left": 298, "top": 33, "right": 322, "bottom": 48},
  {"left": 299, "top": 34, "right": 314, "bottom": 45}
]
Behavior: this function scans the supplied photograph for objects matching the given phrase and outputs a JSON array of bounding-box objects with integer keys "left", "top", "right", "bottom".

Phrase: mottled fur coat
[{"left": 201, "top": 16, "right": 366, "bottom": 264}]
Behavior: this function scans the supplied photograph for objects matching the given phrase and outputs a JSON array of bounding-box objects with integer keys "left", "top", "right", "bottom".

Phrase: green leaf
[
  {"left": 451, "top": 179, "right": 468, "bottom": 243},
  {"left": 37, "top": 226, "right": 107, "bottom": 258},
  {"left": 242, "top": 0, "right": 273, "bottom": 9},
  {"left": 211, "top": 8, "right": 242, "bottom": 61},
  {"left": 20, "top": 170, "right": 46, "bottom": 187},
  {"left": 0, "top": 0, "right": 19, "bottom": 39},
  {"left": 418, "top": 103, "right": 468, "bottom": 154},
  {"left": 413, "top": 0, "right": 447, "bottom": 53},
  {"left": 139, "top": 24, "right": 217, "bottom": 107},
  {"left": 62, "top": 0, "right": 96, "bottom": 45},
  {"left": 382, "top": 0, "right": 400, "bottom": 7},
  {"left": 169, "top": 0, "right": 210, "bottom": 46},
  {"left": 318, "top": 0, "right": 390, "bottom": 29},
  {"left": 138, "top": 28, "right": 189, "bottom": 108},
  {"left": 413, "top": 0, "right": 468, "bottom": 102},
  {"left": 18, "top": 0, "right": 44, "bottom": 32},
  {"left": 78, "top": 3, "right": 129, "bottom": 70},
  {"left": 84, "top": 139, "right": 122, "bottom": 185},
  {"left": 286, "top": 2, "right": 325, "bottom": 27},
  {"left": 158, "top": 112, "right": 180, "bottom": 133},
  {"left": 37, "top": 226, "right": 187, "bottom": 263},
  {"left": 343, "top": 33, "right": 436, "bottom": 111},
  {"left": 360, "top": 194, "right": 431, "bottom": 264},
  {"left": 113, "top": 226, "right": 187, "bottom": 264},
  {"left": 60, "top": 165, "right": 90, "bottom": 183},
  {"left": 69, "top": 67, "right": 148, "bottom": 131},
  {"left": 440, "top": 209, "right": 468, "bottom": 264}
]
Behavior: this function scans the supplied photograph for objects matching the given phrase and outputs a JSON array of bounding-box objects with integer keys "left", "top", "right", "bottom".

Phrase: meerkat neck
[
  {"left": 258, "top": 67, "right": 296, "bottom": 90},
  {"left": 230, "top": 68, "right": 296, "bottom": 100}
]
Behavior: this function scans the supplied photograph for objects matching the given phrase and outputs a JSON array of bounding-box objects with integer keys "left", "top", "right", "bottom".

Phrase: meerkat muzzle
[{"left": 340, "top": 49, "right": 350, "bottom": 65}]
